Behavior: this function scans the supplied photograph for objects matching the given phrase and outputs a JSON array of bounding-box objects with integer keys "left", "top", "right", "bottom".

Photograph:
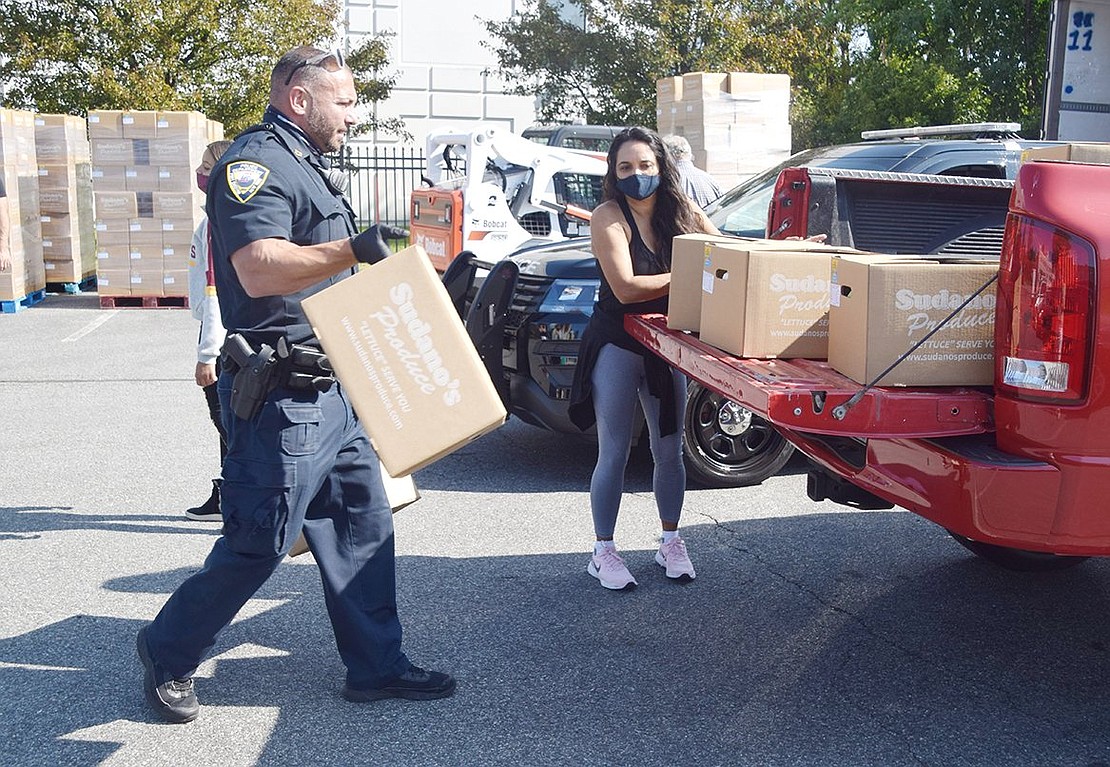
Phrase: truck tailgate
[{"left": 626, "top": 313, "right": 993, "bottom": 438}]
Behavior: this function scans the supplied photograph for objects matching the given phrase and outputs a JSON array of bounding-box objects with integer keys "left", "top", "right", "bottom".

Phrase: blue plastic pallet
[
  {"left": 1, "top": 288, "right": 46, "bottom": 314},
  {"left": 47, "top": 274, "right": 97, "bottom": 295}
]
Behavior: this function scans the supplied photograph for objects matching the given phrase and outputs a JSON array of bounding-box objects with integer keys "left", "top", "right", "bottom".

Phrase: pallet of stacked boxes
[
  {"left": 88, "top": 110, "right": 223, "bottom": 308},
  {"left": 0, "top": 108, "right": 46, "bottom": 314},
  {"left": 656, "top": 72, "right": 792, "bottom": 191},
  {"left": 35, "top": 114, "right": 96, "bottom": 294}
]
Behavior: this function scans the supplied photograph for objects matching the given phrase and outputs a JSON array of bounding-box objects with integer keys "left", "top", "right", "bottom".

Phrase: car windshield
[
  {"left": 704, "top": 140, "right": 1000, "bottom": 238},
  {"left": 706, "top": 144, "right": 929, "bottom": 238}
]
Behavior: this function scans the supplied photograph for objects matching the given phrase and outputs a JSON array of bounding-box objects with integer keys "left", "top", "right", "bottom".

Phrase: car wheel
[
  {"left": 946, "top": 530, "right": 1088, "bottom": 572},
  {"left": 682, "top": 381, "right": 795, "bottom": 488}
]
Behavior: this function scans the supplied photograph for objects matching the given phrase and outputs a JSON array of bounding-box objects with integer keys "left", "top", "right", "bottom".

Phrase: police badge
[{"left": 226, "top": 161, "right": 270, "bottom": 203}]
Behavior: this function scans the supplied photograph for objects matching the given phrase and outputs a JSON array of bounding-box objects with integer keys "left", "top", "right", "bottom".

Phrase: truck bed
[{"left": 625, "top": 313, "right": 994, "bottom": 439}]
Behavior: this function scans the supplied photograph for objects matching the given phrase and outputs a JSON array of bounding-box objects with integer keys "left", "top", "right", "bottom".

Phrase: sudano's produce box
[
  {"left": 828, "top": 253, "right": 998, "bottom": 386},
  {"left": 696, "top": 239, "right": 864, "bottom": 358},
  {"left": 667, "top": 232, "right": 742, "bottom": 332},
  {"left": 302, "top": 245, "right": 507, "bottom": 476}
]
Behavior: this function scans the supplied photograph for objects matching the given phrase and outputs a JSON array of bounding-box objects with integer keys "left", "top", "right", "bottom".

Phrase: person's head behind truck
[{"left": 662, "top": 134, "right": 694, "bottom": 162}]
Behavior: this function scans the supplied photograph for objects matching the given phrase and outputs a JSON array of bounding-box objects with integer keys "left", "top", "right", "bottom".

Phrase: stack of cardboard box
[
  {"left": 34, "top": 114, "right": 96, "bottom": 288},
  {"left": 656, "top": 72, "right": 792, "bottom": 190},
  {"left": 88, "top": 110, "right": 223, "bottom": 299},
  {"left": 0, "top": 108, "right": 45, "bottom": 306},
  {"left": 668, "top": 234, "right": 1000, "bottom": 387}
]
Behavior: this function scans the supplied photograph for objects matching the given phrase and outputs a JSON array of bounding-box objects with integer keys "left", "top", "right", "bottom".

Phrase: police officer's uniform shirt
[{"left": 207, "top": 106, "right": 358, "bottom": 348}]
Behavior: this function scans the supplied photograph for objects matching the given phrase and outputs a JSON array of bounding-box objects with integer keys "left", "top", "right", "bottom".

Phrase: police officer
[{"left": 136, "top": 46, "right": 455, "bottom": 724}]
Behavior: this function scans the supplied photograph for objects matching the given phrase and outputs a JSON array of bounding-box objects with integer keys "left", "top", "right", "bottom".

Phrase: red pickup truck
[{"left": 627, "top": 158, "right": 1109, "bottom": 571}]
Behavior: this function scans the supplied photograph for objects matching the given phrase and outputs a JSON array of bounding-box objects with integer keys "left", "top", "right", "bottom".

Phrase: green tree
[
  {"left": 483, "top": 0, "right": 1051, "bottom": 150},
  {"left": 844, "top": 0, "right": 1050, "bottom": 134},
  {"left": 0, "top": 0, "right": 403, "bottom": 137}
]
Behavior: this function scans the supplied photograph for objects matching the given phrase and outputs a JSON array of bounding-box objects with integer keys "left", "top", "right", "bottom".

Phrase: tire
[
  {"left": 946, "top": 530, "right": 1089, "bottom": 572},
  {"left": 682, "top": 381, "right": 795, "bottom": 488}
]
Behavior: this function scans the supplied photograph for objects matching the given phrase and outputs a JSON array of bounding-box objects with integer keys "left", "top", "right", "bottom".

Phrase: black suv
[{"left": 446, "top": 124, "right": 1063, "bottom": 487}]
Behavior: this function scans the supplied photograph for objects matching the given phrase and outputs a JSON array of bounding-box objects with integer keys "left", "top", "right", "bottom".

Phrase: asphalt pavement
[{"left": 3, "top": 293, "right": 1110, "bottom": 766}]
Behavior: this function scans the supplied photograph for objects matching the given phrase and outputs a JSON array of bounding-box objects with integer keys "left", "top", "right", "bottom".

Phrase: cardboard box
[
  {"left": 34, "top": 114, "right": 90, "bottom": 164},
  {"left": 153, "top": 190, "right": 202, "bottom": 218},
  {"left": 94, "top": 190, "right": 138, "bottom": 218},
  {"left": 681, "top": 72, "right": 728, "bottom": 101},
  {"left": 302, "top": 245, "right": 507, "bottom": 476},
  {"left": 656, "top": 76, "right": 683, "bottom": 103},
  {"left": 121, "top": 111, "right": 159, "bottom": 139},
  {"left": 156, "top": 110, "right": 207, "bottom": 136},
  {"left": 668, "top": 233, "right": 749, "bottom": 331},
  {"left": 0, "top": 108, "right": 38, "bottom": 166},
  {"left": 1021, "top": 142, "right": 1110, "bottom": 165},
  {"left": 125, "top": 165, "right": 161, "bottom": 191},
  {"left": 827, "top": 254, "right": 998, "bottom": 386},
  {"left": 162, "top": 269, "right": 189, "bottom": 296},
  {"left": 91, "top": 138, "right": 137, "bottom": 166},
  {"left": 96, "top": 267, "right": 131, "bottom": 295},
  {"left": 91, "top": 165, "right": 126, "bottom": 188},
  {"left": 148, "top": 137, "right": 200, "bottom": 164},
  {"left": 87, "top": 111, "right": 125, "bottom": 139},
  {"left": 157, "top": 166, "right": 194, "bottom": 191},
  {"left": 95, "top": 245, "right": 131, "bottom": 270},
  {"left": 700, "top": 243, "right": 838, "bottom": 359},
  {"left": 43, "top": 257, "right": 83, "bottom": 283},
  {"left": 39, "top": 213, "right": 76, "bottom": 238}
]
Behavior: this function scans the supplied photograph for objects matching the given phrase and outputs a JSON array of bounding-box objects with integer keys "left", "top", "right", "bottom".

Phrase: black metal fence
[{"left": 332, "top": 144, "right": 427, "bottom": 230}]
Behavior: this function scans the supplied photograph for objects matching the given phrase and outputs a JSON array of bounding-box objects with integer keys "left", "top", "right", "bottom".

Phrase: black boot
[{"left": 185, "top": 479, "right": 221, "bottom": 521}]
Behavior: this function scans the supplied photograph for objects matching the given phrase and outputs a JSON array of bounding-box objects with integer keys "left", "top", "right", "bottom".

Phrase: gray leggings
[{"left": 589, "top": 343, "right": 687, "bottom": 539}]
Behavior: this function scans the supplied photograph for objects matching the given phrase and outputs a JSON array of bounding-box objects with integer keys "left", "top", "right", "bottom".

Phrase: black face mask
[{"left": 616, "top": 173, "right": 661, "bottom": 200}]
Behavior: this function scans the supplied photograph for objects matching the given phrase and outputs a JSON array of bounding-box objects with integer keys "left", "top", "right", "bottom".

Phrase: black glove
[
  {"left": 350, "top": 224, "right": 411, "bottom": 265},
  {"left": 379, "top": 224, "right": 410, "bottom": 240}
]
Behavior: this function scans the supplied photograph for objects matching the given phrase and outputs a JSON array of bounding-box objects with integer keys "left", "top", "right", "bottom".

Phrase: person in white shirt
[{"left": 185, "top": 140, "right": 232, "bottom": 521}]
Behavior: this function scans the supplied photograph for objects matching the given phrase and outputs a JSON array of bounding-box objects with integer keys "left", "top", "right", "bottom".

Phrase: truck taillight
[
  {"left": 995, "top": 213, "right": 1095, "bottom": 401},
  {"left": 767, "top": 168, "right": 810, "bottom": 239}
]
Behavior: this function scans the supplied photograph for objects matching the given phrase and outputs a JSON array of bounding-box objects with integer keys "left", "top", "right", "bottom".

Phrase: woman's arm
[{"left": 591, "top": 202, "right": 670, "bottom": 304}]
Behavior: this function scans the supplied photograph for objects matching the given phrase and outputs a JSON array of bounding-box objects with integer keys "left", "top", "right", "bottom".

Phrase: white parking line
[{"left": 62, "top": 310, "right": 118, "bottom": 342}]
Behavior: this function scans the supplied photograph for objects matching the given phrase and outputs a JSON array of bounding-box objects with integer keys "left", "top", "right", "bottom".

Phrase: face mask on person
[
  {"left": 196, "top": 172, "right": 209, "bottom": 194},
  {"left": 616, "top": 173, "right": 660, "bottom": 200}
]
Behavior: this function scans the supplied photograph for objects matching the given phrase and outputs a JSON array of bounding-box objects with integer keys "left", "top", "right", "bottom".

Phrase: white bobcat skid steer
[{"left": 410, "top": 125, "right": 607, "bottom": 271}]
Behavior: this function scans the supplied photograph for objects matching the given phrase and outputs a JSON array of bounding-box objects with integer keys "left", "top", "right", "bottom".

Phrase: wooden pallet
[
  {"left": 1, "top": 288, "right": 47, "bottom": 314},
  {"left": 47, "top": 274, "right": 97, "bottom": 295},
  {"left": 99, "top": 294, "right": 189, "bottom": 309}
]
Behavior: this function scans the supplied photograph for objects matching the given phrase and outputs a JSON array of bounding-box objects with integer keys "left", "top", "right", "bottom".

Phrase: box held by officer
[
  {"left": 827, "top": 253, "right": 998, "bottom": 386},
  {"left": 303, "top": 245, "right": 507, "bottom": 476}
]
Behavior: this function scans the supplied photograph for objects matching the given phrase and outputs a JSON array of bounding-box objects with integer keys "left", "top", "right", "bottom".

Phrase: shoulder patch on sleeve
[{"left": 226, "top": 161, "right": 270, "bottom": 203}]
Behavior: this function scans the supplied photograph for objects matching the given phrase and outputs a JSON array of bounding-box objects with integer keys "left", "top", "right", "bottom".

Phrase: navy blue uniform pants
[{"left": 145, "top": 377, "right": 410, "bottom": 690}]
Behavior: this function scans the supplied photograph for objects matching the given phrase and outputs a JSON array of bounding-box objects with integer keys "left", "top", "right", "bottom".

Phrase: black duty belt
[{"left": 221, "top": 334, "right": 336, "bottom": 420}]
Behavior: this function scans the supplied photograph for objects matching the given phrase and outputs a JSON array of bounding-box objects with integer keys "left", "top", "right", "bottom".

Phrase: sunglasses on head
[{"left": 284, "top": 49, "right": 346, "bottom": 86}]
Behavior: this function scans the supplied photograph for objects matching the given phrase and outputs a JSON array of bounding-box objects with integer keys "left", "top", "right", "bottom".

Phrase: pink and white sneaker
[
  {"left": 655, "top": 536, "right": 696, "bottom": 582},
  {"left": 587, "top": 546, "right": 638, "bottom": 591}
]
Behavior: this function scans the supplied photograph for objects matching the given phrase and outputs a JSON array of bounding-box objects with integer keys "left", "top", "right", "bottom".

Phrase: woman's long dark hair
[{"left": 602, "top": 126, "right": 707, "bottom": 266}]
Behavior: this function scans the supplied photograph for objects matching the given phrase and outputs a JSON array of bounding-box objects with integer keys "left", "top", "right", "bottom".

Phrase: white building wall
[{"left": 344, "top": 0, "right": 538, "bottom": 147}]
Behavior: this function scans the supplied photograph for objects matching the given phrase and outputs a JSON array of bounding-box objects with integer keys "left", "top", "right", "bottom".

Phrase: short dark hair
[{"left": 270, "top": 46, "right": 346, "bottom": 97}]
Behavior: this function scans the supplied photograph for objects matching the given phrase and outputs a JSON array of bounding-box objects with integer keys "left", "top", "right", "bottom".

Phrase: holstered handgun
[{"left": 224, "top": 333, "right": 279, "bottom": 420}]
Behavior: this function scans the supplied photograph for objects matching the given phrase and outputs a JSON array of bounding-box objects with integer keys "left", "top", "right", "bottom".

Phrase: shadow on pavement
[
  {"left": 2, "top": 511, "right": 1110, "bottom": 766},
  {"left": 0, "top": 507, "right": 223, "bottom": 538}
]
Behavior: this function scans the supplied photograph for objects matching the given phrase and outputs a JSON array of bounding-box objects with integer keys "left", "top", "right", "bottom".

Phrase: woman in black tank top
[{"left": 569, "top": 126, "right": 720, "bottom": 591}]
